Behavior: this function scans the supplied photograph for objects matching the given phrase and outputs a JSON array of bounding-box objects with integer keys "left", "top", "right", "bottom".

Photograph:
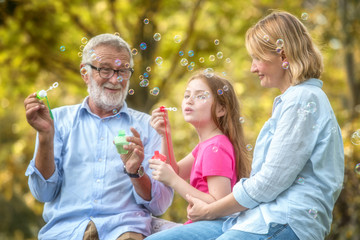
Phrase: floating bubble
[
  {"left": 246, "top": 144, "right": 253, "bottom": 151},
  {"left": 150, "top": 87, "right": 160, "bottom": 96},
  {"left": 190, "top": 61, "right": 195, "bottom": 67},
  {"left": 187, "top": 65, "right": 194, "bottom": 71},
  {"left": 239, "top": 117, "right": 245, "bottom": 123},
  {"left": 217, "top": 89, "right": 223, "bottom": 95},
  {"left": 143, "top": 72, "right": 149, "bottom": 78},
  {"left": 174, "top": 35, "right": 182, "bottom": 43},
  {"left": 144, "top": 18, "right": 149, "bottom": 24},
  {"left": 214, "top": 39, "right": 220, "bottom": 45},
  {"left": 204, "top": 68, "right": 214, "bottom": 78},
  {"left": 212, "top": 146, "right": 219, "bottom": 153},
  {"left": 180, "top": 58, "right": 188, "bottom": 66},
  {"left": 80, "top": 67, "right": 88, "bottom": 75},
  {"left": 222, "top": 72, "right": 227, "bottom": 76},
  {"left": 188, "top": 50, "right": 195, "bottom": 57},
  {"left": 296, "top": 177, "right": 305, "bottom": 184},
  {"left": 79, "top": 45, "right": 85, "bottom": 51},
  {"left": 140, "top": 42, "right": 147, "bottom": 50},
  {"left": 308, "top": 208, "right": 318, "bottom": 218},
  {"left": 179, "top": 51, "right": 184, "bottom": 56},
  {"left": 199, "top": 57, "right": 205, "bottom": 63},
  {"left": 115, "top": 59, "right": 121, "bottom": 66},
  {"left": 96, "top": 56, "right": 102, "bottom": 62},
  {"left": 117, "top": 75, "right": 123, "bottom": 83},
  {"left": 153, "top": 33, "right": 161, "bottom": 41},
  {"left": 155, "top": 57, "right": 163, "bottom": 65},
  {"left": 276, "top": 47, "right": 282, "bottom": 53},
  {"left": 128, "top": 89, "right": 135, "bottom": 95},
  {"left": 209, "top": 55, "right": 215, "bottom": 61},
  {"left": 223, "top": 85, "right": 229, "bottom": 91},
  {"left": 124, "top": 63, "right": 130, "bottom": 68},
  {"left": 263, "top": 35, "right": 270, "bottom": 42},
  {"left": 78, "top": 52, "right": 83, "bottom": 57},
  {"left": 81, "top": 37, "right": 88, "bottom": 44},
  {"left": 132, "top": 48, "right": 138, "bottom": 55},
  {"left": 216, "top": 52, "right": 223, "bottom": 59},
  {"left": 355, "top": 163, "right": 360, "bottom": 175},
  {"left": 91, "top": 53, "right": 97, "bottom": 61},
  {"left": 276, "top": 39, "right": 284, "bottom": 48},
  {"left": 282, "top": 61, "right": 289, "bottom": 69},
  {"left": 301, "top": 12, "right": 309, "bottom": 21},
  {"left": 146, "top": 66, "right": 151, "bottom": 72},
  {"left": 139, "top": 75, "right": 144, "bottom": 80},
  {"left": 114, "top": 32, "right": 120, "bottom": 37},
  {"left": 60, "top": 46, "right": 66, "bottom": 52},
  {"left": 351, "top": 130, "right": 360, "bottom": 145},
  {"left": 140, "top": 79, "right": 149, "bottom": 87},
  {"left": 112, "top": 109, "right": 118, "bottom": 115},
  {"left": 225, "top": 58, "right": 231, "bottom": 63}
]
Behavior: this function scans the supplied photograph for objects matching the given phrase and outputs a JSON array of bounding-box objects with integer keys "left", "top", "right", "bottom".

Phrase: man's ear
[
  {"left": 80, "top": 64, "right": 90, "bottom": 84},
  {"left": 216, "top": 104, "right": 226, "bottom": 118}
]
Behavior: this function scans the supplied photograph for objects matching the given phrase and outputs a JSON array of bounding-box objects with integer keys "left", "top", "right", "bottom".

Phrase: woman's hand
[
  {"left": 186, "top": 194, "right": 213, "bottom": 221},
  {"left": 150, "top": 107, "right": 171, "bottom": 137},
  {"left": 149, "top": 158, "right": 178, "bottom": 187}
]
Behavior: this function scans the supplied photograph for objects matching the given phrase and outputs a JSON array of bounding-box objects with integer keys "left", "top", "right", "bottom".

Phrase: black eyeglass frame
[{"left": 87, "top": 64, "right": 134, "bottom": 79}]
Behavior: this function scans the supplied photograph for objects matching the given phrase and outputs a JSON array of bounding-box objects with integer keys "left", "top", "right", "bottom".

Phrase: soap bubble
[
  {"left": 351, "top": 130, "right": 360, "bottom": 145},
  {"left": 216, "top": 52, "right": 223, "bottom": 59},
  {"left": 140, "top": 79, "right": 149, "bottom": 87},
  {"left": 80, "top": 67, "right": 88, "bottom": 75},
  {"left": 144, "top": 18, "right": 149, "bottom": 24},
  {"left": 239, "top": 117, "right": 245, "bottom": 123},
  {"left": 308, "top": 208, "right": 318, "bottom": 218},
  {"left": 174, "top": 35, "right": 182, "bottom": 43},
  {"left": 217, "top": 89, "right": 223, "bottom": 95},
  {"left": 78, "top": 52, "right": 83, "bottom": 57},
  {"left": 209, "top": 55, "right": 215, "bottom": 61},
  {"left": 140, "top": 42, "right": 147, "bottom": 50},
  {"left": 155, "top": 57, "right": 163, "bottom": 65},
  {"left": 212, "top": 146, "right": 219, "bottom": 152},
  {"left": 79, "top": 45, "right": 85, "bottom": 51},
  {"left": 150, "top": 87, "right": 160, "bottom": 96},
  {"left": 225, "top": 58, "right": 231, "bottom": 63},
  {"left": 131, "top": 48, "right": 138, "bottom": 55},
  {"left": 199, "top": 57, "right": 205, "bottom": 63},
  {"left": 246, "top": 144, "right": 253, "bottom": 151},
  {"left": 153, "top": 33, "right": 161, "bottom": 41},
  {"left": 114, "top": 32, "right": 120, "bottom": 37},
  {"left": 117, "top": 76, "right": 123, "bottom": 83},
  {"left": 296, "top": 177, "right": 305, "bottom": 185},
  {"left": 188, "top": 50, "right": 195, "bottom": 57},
  {"left": 115, "top": 59, "right": 121, "bottom": 66},
  {"left": 263, "top": 35, "right": 270, "bottom": 42},
  {"left": 180, "top": 58, "right": 189, "bottom": 66},
  {"left": 276, "top": 39, "right": 284, "bottom": 48},
  {"left": 112, "top": 109, "right": 118, "bottom": 114},
  {"left": 204, "top": 68, "right": 214, "bottom": 78},
  {"left": 187, "top": 65, "right": 194, "bottom": 71},
  {"left": 179, "top": 51, "right": 184, "bottom": 56},
  {"left": 60, "top": 46, "right": 66, "bottom": 52},
  {"left": 355, "top": 163, "right": 360, "bottom": 175},
  {"left": 301, "top": 12, "right": 309, "bottom": 21},
  {"left": 143, "top": 72, "right": 149, "bottom": 78},
  {"left": 214, "top": 39, "right": 220, "bottom": 45},
  {"left": 81, "top": 37, "right": 88, "bottom": 44},
  {"left": 282, "top": 62, "right": 289, "bottom": 69},
  {"left": 128, "top": 89, "right": 135, "bottom": 95},
  {"left": 146, "top": 66, "right": 151, "bottom": 72}
]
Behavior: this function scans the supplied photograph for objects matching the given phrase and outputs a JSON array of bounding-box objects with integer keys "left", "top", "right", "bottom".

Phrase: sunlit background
[{"left": 0, "top": 0, "right": 359, "bottom": 239}]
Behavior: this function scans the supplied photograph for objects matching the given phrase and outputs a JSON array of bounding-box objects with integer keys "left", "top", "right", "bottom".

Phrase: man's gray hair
[{"left": 81, "top": 33, "right": 133, "bottom": 67}]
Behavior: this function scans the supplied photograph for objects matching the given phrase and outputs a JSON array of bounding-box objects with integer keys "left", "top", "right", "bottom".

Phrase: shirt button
[
  {"left": 98, "top": 158, "right": 102, "bottom": 162},
  {"left": 100, "top": 137, "right": 104, "bottom": 141},
  {"left": 96, "top": 179, "right": 100, "bottom": 183}
]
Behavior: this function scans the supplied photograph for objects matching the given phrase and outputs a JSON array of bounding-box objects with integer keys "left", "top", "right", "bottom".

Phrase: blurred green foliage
[{"left": 0, "top": 0, "right": 359, "bottom": 239}]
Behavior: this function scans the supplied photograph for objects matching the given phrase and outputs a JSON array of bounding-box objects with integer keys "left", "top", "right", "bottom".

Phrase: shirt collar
[{"left": 80, "top": 96, "right": 130, "bottom": 120}]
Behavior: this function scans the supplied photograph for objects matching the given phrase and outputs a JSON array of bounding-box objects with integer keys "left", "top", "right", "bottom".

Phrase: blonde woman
[{"left": 146, "top": 11, "right": 344, "bottom": 240}]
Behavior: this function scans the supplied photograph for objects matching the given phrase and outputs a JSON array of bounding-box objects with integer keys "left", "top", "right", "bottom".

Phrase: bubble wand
[
  {"left": 159, "top": 106, "right": 177, "bottom": 163},
  {"left": 36, "top": 82, "right": 59, "bottom": 119}
]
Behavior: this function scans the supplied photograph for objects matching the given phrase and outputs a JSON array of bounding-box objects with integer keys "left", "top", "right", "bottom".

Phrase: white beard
[{"left": 87, "top": 75, "right": 129, "bottom": 111}]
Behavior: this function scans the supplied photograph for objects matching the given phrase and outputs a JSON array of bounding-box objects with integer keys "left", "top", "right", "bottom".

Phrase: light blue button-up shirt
[
  {"left": 227, "top": 79, "right": 344, "bottom": 240},
  {"left": 25, "top": 97, "right": 174, "bottom": 240}
]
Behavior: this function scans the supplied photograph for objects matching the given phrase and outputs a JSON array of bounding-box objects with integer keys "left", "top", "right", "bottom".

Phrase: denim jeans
[{"left": 144, "top": 220, "right": 299, "bottom": 240}]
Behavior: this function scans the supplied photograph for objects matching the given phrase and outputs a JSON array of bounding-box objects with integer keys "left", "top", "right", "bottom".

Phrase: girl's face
[
  {"left": 181, "top": 78, "right": 214, "bottom": 127},
  {"left": 250, "top": 53, "right": 290, "bottom": 93}
]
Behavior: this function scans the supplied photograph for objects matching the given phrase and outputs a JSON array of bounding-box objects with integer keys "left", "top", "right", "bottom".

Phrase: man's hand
[{"left": 121, "top": 127, "right": 144, "bottom": 173}]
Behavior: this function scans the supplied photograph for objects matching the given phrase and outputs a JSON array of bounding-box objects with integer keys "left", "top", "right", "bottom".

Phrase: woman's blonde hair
[
  {"left": 245, "top": 11, "right": 323, "bottom": 85},
  {"left": 188, "top": 72, "right": 251, "bottom": 180}
]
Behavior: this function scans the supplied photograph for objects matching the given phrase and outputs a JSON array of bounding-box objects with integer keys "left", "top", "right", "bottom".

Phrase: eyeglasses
[{"left": 87, "top": 64, "right": 134, "bottom": 79}]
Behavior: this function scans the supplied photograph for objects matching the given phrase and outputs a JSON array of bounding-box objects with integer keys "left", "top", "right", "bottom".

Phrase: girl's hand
[
  {"left": 149, "top": 158, "right": 177, "bottom": 187},
  {"left": 150, "top": 108, "right": 171, "bottom": 137},
  {"left": 186, "top": 194, "right": 212, "bottom": 221}
]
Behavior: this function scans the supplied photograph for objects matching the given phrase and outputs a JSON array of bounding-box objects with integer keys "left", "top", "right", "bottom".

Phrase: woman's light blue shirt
[
  {"left": 25, "top": 97, "right": 174, "bottom": 240},
  {"left": 228, "top": 78, "right": 344, "bottom": 240}
]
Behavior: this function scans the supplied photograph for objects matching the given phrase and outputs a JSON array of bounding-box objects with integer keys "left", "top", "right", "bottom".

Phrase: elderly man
[{"left": 24, "top": 33, "right": 173, "bottom": 240}]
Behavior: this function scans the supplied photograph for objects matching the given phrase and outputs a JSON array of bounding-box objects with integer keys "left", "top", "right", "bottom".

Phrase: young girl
[
  {"left": 149, "top": 72, "right": 250, "bottom": 224},
  {"left": 147, "top": 11, "right": 344, "bottom": 240}
]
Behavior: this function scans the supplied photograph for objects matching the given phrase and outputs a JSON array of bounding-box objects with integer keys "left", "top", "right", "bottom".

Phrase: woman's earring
[{"left": 282, "top": 61, "right": 289, "bottom": 70}]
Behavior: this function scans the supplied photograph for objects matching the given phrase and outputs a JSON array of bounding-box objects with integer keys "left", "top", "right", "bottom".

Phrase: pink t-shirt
[
  {"left": 190, "top": 134, "right": 237, "bottom": 193},
  {"left": 184, "top": 135, "right": 237, "bottom": 224}
]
